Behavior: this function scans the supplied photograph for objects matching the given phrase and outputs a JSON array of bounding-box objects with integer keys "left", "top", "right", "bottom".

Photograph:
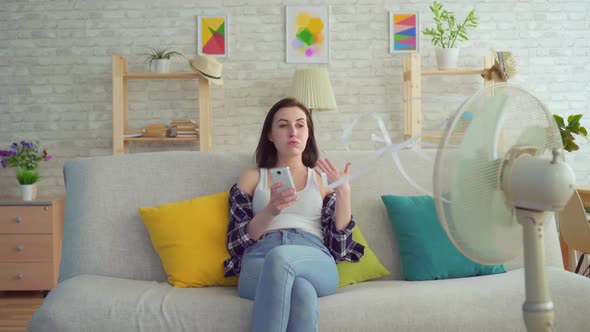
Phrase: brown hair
[{"left": 255, "top": 97, "right": 319, "bottom": 168}]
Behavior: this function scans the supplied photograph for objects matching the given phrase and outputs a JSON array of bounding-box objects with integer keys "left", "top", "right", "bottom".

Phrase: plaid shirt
[{"left": 224, "top": 183, "right": 365, "bottom": 277}]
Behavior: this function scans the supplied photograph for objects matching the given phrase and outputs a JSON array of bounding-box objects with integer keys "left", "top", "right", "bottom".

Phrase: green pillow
[
  {"left": 381, "top": 195, "right": 505, "bottom": 281},
  {"left": 337, "top": 226, "right": 390, "bottom": 288}
]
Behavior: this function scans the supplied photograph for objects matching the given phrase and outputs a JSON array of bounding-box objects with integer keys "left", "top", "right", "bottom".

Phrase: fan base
[{"left": 523, "top": 311, "right": 555, "bottom": 332}]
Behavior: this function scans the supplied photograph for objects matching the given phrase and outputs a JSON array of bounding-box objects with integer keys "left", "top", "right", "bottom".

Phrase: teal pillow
[{"left": 381, "top": 195, "right": 505, "bottom": 281}]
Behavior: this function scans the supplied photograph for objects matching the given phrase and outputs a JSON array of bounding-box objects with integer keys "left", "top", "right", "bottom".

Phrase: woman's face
[{"left": 268, "top": 106, "right": 309, "bottom": 157}]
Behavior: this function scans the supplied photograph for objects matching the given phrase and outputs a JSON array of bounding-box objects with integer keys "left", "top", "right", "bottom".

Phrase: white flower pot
[
  {"left": 20, "top": 184, "right": 37, "bottom": 201},
  {"left": 153, "top": 59, "right": 170, "bottom": 73},
  {"left": 149, "top": 59, "right": 171, "bottom": 73},
  {"left": 435, "top": 48, "right": 460, "bottom": 70}
]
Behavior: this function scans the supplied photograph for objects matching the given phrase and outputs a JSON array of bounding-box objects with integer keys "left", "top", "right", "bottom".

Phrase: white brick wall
[{"left": 1, "top": 0, "right": 589, "bottom": 197}]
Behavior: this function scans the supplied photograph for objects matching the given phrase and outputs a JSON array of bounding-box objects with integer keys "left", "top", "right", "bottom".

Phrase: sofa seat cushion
[
  {"left": 30, "top": 268, "right": 590, "bottom": 332},
  {"left": 29, "top": 275, "right": 252, "bottom": 332}
]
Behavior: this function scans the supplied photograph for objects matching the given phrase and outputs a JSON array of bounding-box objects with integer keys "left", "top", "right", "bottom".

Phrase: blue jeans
[{"left": 238, "top": 228, "right": 338, "bottom": 332}]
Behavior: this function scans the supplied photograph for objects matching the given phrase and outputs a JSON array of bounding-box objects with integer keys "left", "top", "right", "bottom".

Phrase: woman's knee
[{"left": 263, "top": 246, "right": 294, "bottom": 276}]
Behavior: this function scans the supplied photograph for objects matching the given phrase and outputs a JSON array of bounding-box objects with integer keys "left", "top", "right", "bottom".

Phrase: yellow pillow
[
  {"left": 139, "top": 191, "right": 238, "bottom": 287},
  {"left": 337, "top": 226, "right": 391, "bottom": 288}
]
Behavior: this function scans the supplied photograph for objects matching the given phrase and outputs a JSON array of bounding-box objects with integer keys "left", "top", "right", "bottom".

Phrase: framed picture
[
  {"left": 389, "top": 11, "right": 419, "bottom": 53},
  {"left": 197, "top": 15, "right": 229, "bottom": 57},
  {"left": 285, "top": 5, "right": 330, "bottom": 63}
]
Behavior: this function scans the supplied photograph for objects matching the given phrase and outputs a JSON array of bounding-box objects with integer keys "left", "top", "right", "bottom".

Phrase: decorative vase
[
  {"left": 20, "top": 183, "right": 37, "bottom": 201},
  {"left": 435, "top": 48, "right": 460, "bottom": 70}
]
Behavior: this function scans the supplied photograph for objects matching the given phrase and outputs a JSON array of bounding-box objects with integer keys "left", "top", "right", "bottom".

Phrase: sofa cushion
[
  {"left": 139, "top": 191, "right": 238, "bottom": 287},
  {"left": 337, "top": 226, "right": 390, "bottom": 287},
  {"left": 381, "top": 195, "right": 505, "bottom": 281},
  {"left": 29, "top": 269, "right": 590, "bottom": 332}
]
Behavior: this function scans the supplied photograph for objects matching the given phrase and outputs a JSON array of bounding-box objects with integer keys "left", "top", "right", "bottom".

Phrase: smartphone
[{"left": 269, "top": 167, "right": 296, "bottom": 193}]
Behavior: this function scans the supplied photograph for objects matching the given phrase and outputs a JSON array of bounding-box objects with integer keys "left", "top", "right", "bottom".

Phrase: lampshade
[{"left": 290, "top": 68, "right": 337, "bottom": 112}]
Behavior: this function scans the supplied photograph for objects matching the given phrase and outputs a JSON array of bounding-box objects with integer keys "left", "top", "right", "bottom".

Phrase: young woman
[{"left": 224, "top": 97, "right": 364, "bottom": 332}]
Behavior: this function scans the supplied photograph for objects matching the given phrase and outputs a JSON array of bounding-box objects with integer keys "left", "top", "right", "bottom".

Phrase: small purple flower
[
  {"left": 21, "top": 141, "right": 34, "bottom": 149},
  {"left": 2, "top": 140, "right": 51, "bottom": 172}
]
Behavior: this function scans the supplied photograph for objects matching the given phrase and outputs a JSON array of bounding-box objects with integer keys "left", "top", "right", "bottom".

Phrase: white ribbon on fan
[{"left": 324, "top": 112, "right": 443, "bottom": 198}]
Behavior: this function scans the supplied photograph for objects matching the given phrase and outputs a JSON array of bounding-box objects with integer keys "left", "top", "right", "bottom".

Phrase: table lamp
[{"left": 290, "top": 68, "right": 337, "bottom": 117}]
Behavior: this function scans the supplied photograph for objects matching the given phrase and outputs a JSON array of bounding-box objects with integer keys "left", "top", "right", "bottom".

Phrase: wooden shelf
[
  {"left": 112, "top": 55, "right": 214, "bottom": 154},
  {"left": 421, "top": 69, "right": 489, "bottom": 76},
  {"left": 124, "top": 136, "right": 199, "bottom": 142},
  {"left": 403, "top": 53, "right": 494, "bottom": 141},
  {"left": 422, "top": 134, "right": 465, "bottom": 140},
  {"left": 124, "top": 73, "right": 204, "bottom": 80},
  {"left": 577, "top": 185, "right": 590, "bottom": 207}
]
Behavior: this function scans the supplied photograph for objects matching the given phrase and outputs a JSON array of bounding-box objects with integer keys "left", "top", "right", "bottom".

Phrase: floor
[{"left": 0, "top": 291, "right": 44, "bottom": 332}]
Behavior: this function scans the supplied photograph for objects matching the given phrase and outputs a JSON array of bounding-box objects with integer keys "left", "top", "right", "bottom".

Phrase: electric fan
[{"left": 433, "top": 83, "right": 576, "bottom": 332}]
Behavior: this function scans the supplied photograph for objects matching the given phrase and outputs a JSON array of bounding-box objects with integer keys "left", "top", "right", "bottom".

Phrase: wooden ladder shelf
[
  {"left": 111, "top": 55, "right": 214, "bottom": 154},
  {"left": 403, "top": 53, "right": 494, "bottom": 140}
]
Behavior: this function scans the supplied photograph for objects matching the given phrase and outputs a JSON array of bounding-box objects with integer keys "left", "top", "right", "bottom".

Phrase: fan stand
[{"left": 516, "top": 209, "right": 555, "bottom": 332}]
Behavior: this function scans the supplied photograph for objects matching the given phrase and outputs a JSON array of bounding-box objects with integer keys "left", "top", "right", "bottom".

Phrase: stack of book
[
  {"left": 170, "top": 119, "right": 199, "bottom": 138},
  {"left": 144, "top": 124, "right": 168, "bottom": 137},
  {"left": 124, "top": 128, "right": 145, "bottom": 138}
]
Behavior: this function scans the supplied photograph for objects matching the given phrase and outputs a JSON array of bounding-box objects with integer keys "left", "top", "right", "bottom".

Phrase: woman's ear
[{"left": 267, "top": 133, "right": 273, "bottom": 142}]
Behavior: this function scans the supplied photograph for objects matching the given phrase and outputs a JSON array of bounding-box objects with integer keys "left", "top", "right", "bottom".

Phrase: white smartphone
[{"left": 269, "top": 167, "right": 296, "bottom": 193}]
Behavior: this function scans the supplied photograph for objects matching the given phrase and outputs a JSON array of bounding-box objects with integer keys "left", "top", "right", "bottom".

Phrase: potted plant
[
  {"left": 144, "top": 47, "right": 184, "bottom": 73},
  {"left": 422, "top": 1, "right": 478, "bottom": 70},
  {"left": 554, "top": 114, "right": 588, "bottom": 152},
  {"left": 0, "top": 140, "right": 52, "bottom": 201}
]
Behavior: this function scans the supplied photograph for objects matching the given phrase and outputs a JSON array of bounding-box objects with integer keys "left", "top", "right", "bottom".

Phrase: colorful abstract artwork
[
  {"left": 286, "top": 6, "right": 330, "bottom": 63},
  {"left": 198, "top": 16, "right": 228, "bottom": 57},
  {"left": 389, "top": 11, "right": 419, "bottom": 53}
]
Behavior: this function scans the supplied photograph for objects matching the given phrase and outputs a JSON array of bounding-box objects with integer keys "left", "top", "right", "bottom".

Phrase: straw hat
[
  {"left": 188, "top": 54, "right": 223, "bottom": 86},
  {"left": 488, "top": 51, "right": 517, "bottom": 82}
]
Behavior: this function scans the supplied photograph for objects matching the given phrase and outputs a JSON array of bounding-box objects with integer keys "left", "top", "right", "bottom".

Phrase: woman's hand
[
  {"left": 315, "top": 158, "right": 351, "bottom": 193},
  {"left": 266, "top": 183, "right": 297, "bottom": 216}
]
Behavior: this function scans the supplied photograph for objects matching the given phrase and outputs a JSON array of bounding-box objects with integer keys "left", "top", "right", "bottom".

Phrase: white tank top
[{"left": 252, "top": 167, "right": 324, "bottom": 239}]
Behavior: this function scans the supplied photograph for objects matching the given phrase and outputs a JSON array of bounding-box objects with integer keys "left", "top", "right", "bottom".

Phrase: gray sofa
[{"left": 29, "top": 150, "right": 590, "bottom": 331}]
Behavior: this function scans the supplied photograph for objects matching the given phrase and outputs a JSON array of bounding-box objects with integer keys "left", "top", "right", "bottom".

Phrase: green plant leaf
[
  {"left": 423, "top": 1, "right": 478, "bottom": 48},
  {"left": 144, "top": 47, "right": 183, "bottom": 64},
  {"left": 568, "top": 114, "right": 582, "bottom": 126},
  {"left": 554, "top": 113, "right": 588, "bottom": 152},
  {"left": 553, "top": 114, "right": 565, "bottom": 127},
  {"left": 16, "top": 168, "right": 40, "bottom": 185},
  {"left": 570, "top": 141, "right": 580, "bottom": 151}
]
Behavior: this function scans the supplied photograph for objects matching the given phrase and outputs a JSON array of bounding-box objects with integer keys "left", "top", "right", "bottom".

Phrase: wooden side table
[
  {"left": 575, "top": 185, "right": 590, "bottom": 207},
  {"left": 572, "top": 186, "right": 590, "bottom": 276},
  {"left": 0, "top": 197, "right": 64, "bottom": 294},
  {"left": 560, "top": 187, "right": 590, "bottom": 271}
]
